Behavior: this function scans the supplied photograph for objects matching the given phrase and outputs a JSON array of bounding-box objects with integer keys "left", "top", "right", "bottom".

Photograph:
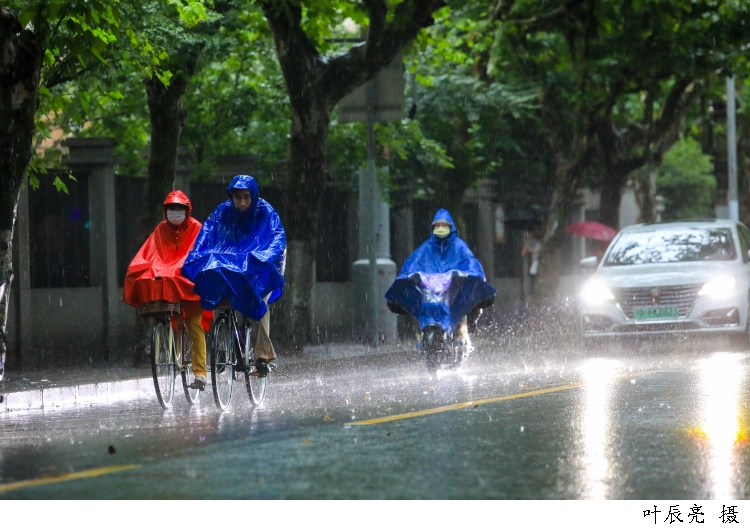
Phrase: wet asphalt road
[{"left": 2, "top": 332, "right": 750, "bottom": 499}]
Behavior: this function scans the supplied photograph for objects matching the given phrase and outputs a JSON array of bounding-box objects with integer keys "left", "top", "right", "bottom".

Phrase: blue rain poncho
[
  {"left": 385, "top": 209, "right": 497, "bottom": 334},
  {"left": 181, "top": 175, "right": 286, "bottom": 321}
]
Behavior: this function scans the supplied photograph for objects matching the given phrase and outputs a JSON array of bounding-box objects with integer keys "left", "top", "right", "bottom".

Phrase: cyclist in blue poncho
[
  {"left": 385, "top": 209, "right": 496, "bottom": 353},
  {"left": 181, "top": 175, "right": 286, "bottom": 381}
]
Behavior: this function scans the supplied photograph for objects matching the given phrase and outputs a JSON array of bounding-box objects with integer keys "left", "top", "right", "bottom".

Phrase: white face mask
[{"left": 167, "top": 210, "right": 186, "bottom": 225}]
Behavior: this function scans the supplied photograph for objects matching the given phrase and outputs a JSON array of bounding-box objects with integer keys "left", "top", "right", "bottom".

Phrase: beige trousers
[{"left": 250, "top": 304, "right": 276, "bottom": 361}]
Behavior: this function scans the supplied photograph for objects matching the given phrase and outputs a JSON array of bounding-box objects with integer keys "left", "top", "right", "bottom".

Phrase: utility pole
[
  {"left": 365, "top": 79, "right": 379, "bottom": 343},
  {"left": 727, "top": 76, "right": 739, "bottom": 221},
  {"left": 339, "top": 56, "right": 404, "bottom": 344}
]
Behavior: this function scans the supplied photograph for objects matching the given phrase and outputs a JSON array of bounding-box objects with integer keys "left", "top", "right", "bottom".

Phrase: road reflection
[
  {"left": 579, "top": 358, "right": 620, "bottom": 499},
  {"left": 697, "top": 353, "right": 745, "bottom": 499}
]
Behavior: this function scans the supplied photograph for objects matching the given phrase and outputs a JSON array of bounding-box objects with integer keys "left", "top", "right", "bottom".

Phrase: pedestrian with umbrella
[{"left": 566, "top": 221, "right": 618, "bottom": 262}]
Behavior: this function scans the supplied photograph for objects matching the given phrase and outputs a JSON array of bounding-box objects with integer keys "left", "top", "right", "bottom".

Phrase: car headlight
[
  {"left": 580, "top": 280, "right": 615, "bottom": 304},
  {"left": 698, "top": 276, "right": 736, "bottom": 298}
]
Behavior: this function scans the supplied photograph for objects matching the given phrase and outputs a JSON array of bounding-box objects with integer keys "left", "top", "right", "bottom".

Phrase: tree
[
  {"left": 384, "top": 73, "right": 541, "bottom": 233},
  {"left": 59, "top": 6, "right": 288, "bottom": 184},
  {"left": 257, "top": 0, "right": 447, "bottom": 346},
  {"left": 656, "top": 137, "right": 716, "bottom": 221},
  {"left": 596, "top": 79, "right": 704, "bottom": 230},
  {"left": 488, "top": 0, "right": 750, "bottom": 297},
  {"left": 0, "top": 0, "right": 206, "bottom": 378},
  {"left": 129, "top": 0, "right": 213, "bottom": 243},
  {"left": 0, "top": 0, "right": 124, "bottom": 379}
]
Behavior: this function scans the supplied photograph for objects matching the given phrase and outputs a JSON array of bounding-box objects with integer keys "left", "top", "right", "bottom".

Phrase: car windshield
[{"left": 604, "top": 227, "right": 736, "bottom": 265}]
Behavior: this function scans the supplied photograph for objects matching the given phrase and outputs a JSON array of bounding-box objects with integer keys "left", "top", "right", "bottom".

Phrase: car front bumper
[{"left": 580, "top": 294, "right": 747, "bottom": 337}]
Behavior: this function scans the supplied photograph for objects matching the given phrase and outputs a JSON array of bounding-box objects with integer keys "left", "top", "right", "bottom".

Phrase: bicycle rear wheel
[
  {"left": 211, "top": 313, "right": 234, "bottom": 410},
  {"left": 180, "top": 321, "right": 200, "bottom": 405},
  {"left": 151, "top": 320, "right": 175, "bottom": 408},
  {"left": 243, "top": 325, "right": 267, "bottom": 406}
]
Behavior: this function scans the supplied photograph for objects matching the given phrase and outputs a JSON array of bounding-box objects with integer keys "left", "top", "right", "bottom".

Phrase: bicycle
[
  {"left": 209, "top": 300, "right": 273, "bottom": 411},
  {"left": 139, "top": 301, "right": 201, "bottom": 408}
]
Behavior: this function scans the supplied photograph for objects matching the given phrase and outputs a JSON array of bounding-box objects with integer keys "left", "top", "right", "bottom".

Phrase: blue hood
[
  {"left": 227, "top": 174, "right": 260, "bottom": 218},
  {"left": 181, "top": 175, "right": 286, "bottom": 320},
  {"left": 430, "top": 208, "right": 457, "bottom": 244},
  {"left": 385, "top": 208, "right": 496, "bottom": 333}
]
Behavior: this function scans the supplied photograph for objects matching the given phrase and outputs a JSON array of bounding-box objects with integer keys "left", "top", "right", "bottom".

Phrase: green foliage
[
  {"left": 9, "top": 0, "right": 212, "bottom": 184},
  {"left": 180, "top": 8, "right": 290, "bottom": 183},
  {"left": 384, "top": 71, "right": 540, "bottom": 210},
  {"left": 377, "top": 3, "right": 545, "bottom": 213},
  {"left": 7, "top": 0, "right": 124, "bottom": 184},
  {"left": 45, "top": 0, "right": 231, "bottom": 177},
  {"left": 656, "top": 138, "right": 716, "bottom": 221}
]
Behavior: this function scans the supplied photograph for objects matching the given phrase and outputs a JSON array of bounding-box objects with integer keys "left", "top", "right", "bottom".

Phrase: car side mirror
[{"left": 580, "top": 256, "right": 599, "bottom": 268}]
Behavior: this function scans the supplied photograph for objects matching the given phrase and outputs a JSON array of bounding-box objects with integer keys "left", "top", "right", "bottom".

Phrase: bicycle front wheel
[
  {"left": 210, "top": 314, "right": 234, "bottom": 410},
  {"left": 151, "top": 320, "right": 175, "bottom": 408},
  {"left": 243, "top": 325, "right": 267, "bottom": 406},
  {"left": 180, "top": 321, "right": 200, "bottom": 405}
]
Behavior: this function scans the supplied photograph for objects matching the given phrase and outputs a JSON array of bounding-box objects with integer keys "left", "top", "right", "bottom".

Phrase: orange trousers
[{"left": 179, "top": 301, "right": 207, "bottom": 378}]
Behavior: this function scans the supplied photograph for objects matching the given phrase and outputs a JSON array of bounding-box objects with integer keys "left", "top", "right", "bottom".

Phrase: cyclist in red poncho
[{"left": 124, "top": 191, "right": 209, "bottom": 390}]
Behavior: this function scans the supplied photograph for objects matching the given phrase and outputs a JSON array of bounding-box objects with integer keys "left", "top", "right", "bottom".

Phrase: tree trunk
[
  {"left": 137, "top": 71, "right": 192, "bottom": 244},
  {"left": 0, "top": 8, "right": 44, "bottom": 377},
  {"left": 598, "top": 168, "right": 628, "bottom": 230},
  {"left": 535, "top": 164, "right": 578, "bottom": 299},
  {"left": 634, "top": 169, "right": 657, "bottom": 223},
  {"left": 533, "top": 86, "right": 594, "bottom": 299},
  {"left": 260, "top": 0, "right": 446, "bottom": 348},
  {"left": 274, "top": 105, "right": 330, "bottom": 348}
]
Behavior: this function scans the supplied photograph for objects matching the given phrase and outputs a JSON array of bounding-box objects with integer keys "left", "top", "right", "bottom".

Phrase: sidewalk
[{"left": 0, "top": 342, "right": 412, "bottom": 414}]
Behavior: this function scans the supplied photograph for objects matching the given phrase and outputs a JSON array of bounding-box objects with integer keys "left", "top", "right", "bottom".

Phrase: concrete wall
[
  {"left": 111, "top": 287, "right": 142, "bottom": 359},
  {"left": 25, "top": 288, "right": 105, "bottom": 366},
  {"left": 310, "top": 282, "right": 356, "bottom": 339}
]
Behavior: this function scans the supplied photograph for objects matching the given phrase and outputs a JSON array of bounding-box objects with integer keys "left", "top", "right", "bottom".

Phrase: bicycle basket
[{"left": 138, "top": 301, "right": 181, "bottom": 316}]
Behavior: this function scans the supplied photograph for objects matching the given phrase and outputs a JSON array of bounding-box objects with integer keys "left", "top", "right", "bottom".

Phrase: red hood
[{"left": 163, "top": 190, "right": 192, "bottom": 221}]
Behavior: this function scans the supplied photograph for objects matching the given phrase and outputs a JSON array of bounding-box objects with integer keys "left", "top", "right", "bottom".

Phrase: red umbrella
[{"left": 565, "top": 221, "right": 617, "bottom": 242}]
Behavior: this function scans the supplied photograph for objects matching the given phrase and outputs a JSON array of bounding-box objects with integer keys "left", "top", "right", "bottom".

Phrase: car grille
[{"left": 612, "top": 284, "right": 702, "bottom": 318}]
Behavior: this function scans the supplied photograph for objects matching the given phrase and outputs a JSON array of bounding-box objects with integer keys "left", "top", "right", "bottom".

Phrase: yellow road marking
[
  {"left": 0, "top": 464, "right": 140, "bottom": 494},
  {"left": 346, "top": 370, "right": 656, "bottom": 426}
]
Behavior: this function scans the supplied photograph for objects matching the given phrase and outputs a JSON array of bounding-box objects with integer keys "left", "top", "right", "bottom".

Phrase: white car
[{"left": 579, "top": 219, "right": 750, "bottom": 339}]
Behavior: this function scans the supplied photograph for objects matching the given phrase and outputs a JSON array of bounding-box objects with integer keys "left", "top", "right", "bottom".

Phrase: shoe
[
  {"left": 189, "top": 375, "right": 206, "bottom": 391},
  {"left": 254, "top": 358, "right": 269, "bottom": 378}
]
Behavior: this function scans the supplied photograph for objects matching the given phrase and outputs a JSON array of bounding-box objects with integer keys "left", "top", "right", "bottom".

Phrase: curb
[{"left": 1, "top": 377, "right": 154, "bottom": 414}]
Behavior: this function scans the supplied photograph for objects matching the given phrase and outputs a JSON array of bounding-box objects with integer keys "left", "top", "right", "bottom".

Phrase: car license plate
[{"left": 633, "top": 306, "right": 679, "bottom": 320}]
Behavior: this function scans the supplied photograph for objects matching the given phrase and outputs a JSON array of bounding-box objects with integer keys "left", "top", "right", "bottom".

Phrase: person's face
[
  {"left": 165, "top": 204, "right": 188, "bottom": 225},
  {"left": 434, "top": 221, "right": 451, "bottom": 231},
  {"left": 232, "top": 189, "right": 252, "bottom": 212}
]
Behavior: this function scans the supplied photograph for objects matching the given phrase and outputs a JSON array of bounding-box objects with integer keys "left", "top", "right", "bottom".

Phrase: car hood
[{"left": 592, "top": 260, "right": 743, "bottom": 288}]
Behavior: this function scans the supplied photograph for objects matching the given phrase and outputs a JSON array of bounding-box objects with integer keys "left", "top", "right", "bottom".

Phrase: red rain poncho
[{"left": 123, "top": 190, "right": 203, "bottom": 307}]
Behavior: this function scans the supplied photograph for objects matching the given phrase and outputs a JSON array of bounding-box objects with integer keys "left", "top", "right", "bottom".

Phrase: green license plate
[{"left": 633, "top": 306, "right": 680, "bottom": 320}]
